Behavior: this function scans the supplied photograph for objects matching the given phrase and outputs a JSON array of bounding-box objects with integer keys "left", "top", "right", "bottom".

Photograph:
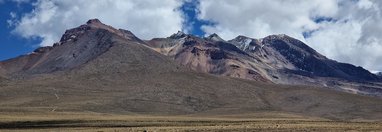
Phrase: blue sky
[
  {"left": 1, "top": 0, "right": 382, "bottom": 72},
  {"left": 0, "top": 1, "right": 38, "bottom": 61},
  {"left": 180, "top": 0, "right": 214, "bottom": 37}
]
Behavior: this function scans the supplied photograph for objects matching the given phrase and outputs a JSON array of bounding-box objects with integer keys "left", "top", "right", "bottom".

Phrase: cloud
[
  {"left": 11, "top": 0, "right": 184, "bottom": 46},
  {"left": 12, "top": 0, "right": 31, "bottom": 4},
  {"left": 306, "top": 0, "right": 382, "bottom": 72},
  {"left": 198, "top": 0, "right": 338, "bottom": 40},
  {"left": 197, "top": 0, "right": 382, "bottom": 72},
  {"left": 7, "top": 12, "right": 17, "bottom": 27}
]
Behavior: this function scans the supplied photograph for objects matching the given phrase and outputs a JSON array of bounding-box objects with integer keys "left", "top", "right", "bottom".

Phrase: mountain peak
[
  {"left": 264, "top": 34, "right": 290, "bottom": 39},
  {"left": 206, "top": 33, "right": 224, "bottom": 41},
  {"left": 86, "top": 18, "right": 102, "bottom": 24},
  {"left": 228, "top": 35, "right": 255, "bottom": 51},
  {"left": 59, "top": 19, "right": 137, "bottom": 45},
  {"left": 236, "top": 35, "right": 250, "bottom": 39},
  {"left": 84, "top": 18, "right": 113, "bottom": 30},
  {"left": 232, "top": 35, "right": 253, "bottom": 41},
  {"left": 169, "top": 31, "right": 187, "bottom": 39}
]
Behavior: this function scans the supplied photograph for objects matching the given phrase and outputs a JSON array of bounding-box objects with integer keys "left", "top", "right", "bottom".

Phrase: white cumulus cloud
[
  {"left": 198, "top": 0, "right": 338, "bottom": 41},
  {"left": 12, "top": 0, "right": 184, "bottom": 46},
  {"left": 197, "top": 0, "right": 382, "bottom": 72}
]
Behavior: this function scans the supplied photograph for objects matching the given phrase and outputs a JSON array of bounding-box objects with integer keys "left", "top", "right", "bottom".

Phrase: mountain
[
  {"left": 0, "top": 65, "right": 6, "bottom": 83},
  {"left": 146, "top": 32, "right": 270, "bottom": 82},
  {"left": 146, "top": 32, "right": 381, "bottom": 96},
  {"left": 229, "top": 35, "right": 378, "bottom": 81},
  {"left": 0, "top": 19, "right": 381, "bottom": 120},
  {"left": 0, "top": 64, "right": 5, "bottom": 76},
  {"left": 205, "top": 33, "right": 225, "bottom": 41},
  {"left": 0, "top": 19, "right": 143, "bottom": 78},
  {"left": 376, "top": 72, "right": 382, "bottom": 77}
]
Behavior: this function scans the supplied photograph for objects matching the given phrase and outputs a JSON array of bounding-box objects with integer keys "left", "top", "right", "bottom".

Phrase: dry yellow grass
[{"left": 0, "top": 112, "right": 381, "bottom": 132}]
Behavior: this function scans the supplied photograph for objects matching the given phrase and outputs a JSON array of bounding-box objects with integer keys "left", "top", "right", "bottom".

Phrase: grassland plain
[{"left": 0, "top": 111, "right": 381, "bottom": 131}]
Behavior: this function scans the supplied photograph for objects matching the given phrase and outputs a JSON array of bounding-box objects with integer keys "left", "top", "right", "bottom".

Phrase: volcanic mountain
[
  {"left": 146, "top": 31, "right": 381, "bottom": 96},
  {"left": 0, "top": 19, "right": 381, "bottom": 120}
]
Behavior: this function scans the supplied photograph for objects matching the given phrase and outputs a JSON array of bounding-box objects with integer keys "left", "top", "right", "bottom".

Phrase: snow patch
[
  {"left": 243, "top": 38, "right": 252, "bottom": 50},
  {"left": 235, "top": 38, "right": 252, "bottom": 50}
]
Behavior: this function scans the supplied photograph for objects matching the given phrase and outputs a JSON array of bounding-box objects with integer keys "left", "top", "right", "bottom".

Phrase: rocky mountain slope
[
  {"left": 229, "top": 34, "right": 378, "bottom": 81},
  {"left": 0, "top": 19, "right": 381, "bottom": 120},
  {"left": 146, "top": 31, "right": 270, "bottom": 82},
  {"left": 0, "top": 19, "right": 142, "bottom": 77},
  {"left": 146, "top": 31, "right": 381, "bottom": 97}
]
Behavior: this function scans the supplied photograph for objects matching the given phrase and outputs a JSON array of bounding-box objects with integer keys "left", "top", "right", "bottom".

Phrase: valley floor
[{"left": 0, "top": 112, "right": 381, "bottom": 132}]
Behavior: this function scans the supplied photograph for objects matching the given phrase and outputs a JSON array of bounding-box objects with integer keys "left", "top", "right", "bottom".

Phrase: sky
[{"left": 1, "top": 0, "right": 382, "bottom": 72}]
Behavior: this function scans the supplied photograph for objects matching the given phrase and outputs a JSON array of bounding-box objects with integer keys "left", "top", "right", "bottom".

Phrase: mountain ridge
[
  {"left": 0, "top": 19, "right": 381, "bottom": 120},
  {"left": 146, "top": 29, "right": 381, "bottom": 97},
  {"left": 1, "top": 19, "right": 380, "bottom": 96}
]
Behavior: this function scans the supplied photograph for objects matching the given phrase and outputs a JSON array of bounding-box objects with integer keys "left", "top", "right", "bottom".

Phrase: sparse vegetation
[{"left": 0, "top": 112, "right": 381, "bottom": 131}]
